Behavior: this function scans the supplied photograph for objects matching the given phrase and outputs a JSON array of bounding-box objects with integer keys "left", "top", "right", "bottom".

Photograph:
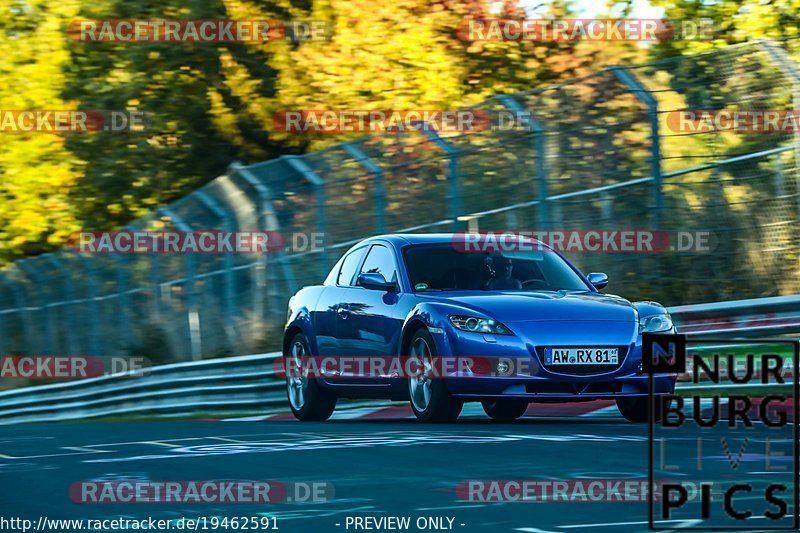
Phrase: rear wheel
[
  {"left": 286, "top": 333, "right": 336, "bottom": 421},
  {"left": 616, "top": 396, "right": 661, "bottom": 423},
  {"left": 481, "top": 399, "right": 529, "bottom": 421},
  {"left": 408, "top": 329, "right": 463, "bottom": 423}
]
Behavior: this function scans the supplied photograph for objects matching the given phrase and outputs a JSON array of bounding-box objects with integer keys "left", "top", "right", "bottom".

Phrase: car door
[
  {"left": 312, "top": 246, "right": 367, "bottom": 356},
  {"left": 335, "top": 243, "right": 403, "bottom": 381}
]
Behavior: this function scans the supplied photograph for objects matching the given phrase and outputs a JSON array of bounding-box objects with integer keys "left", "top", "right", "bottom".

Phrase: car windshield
[{"left": 403, "top": 243, "right": 591, "bottom": 292}]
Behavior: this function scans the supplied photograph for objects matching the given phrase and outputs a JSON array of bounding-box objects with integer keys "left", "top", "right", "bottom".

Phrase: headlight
[
  {"left": 639, "top": 314, "right": 674, "bottom": 333},
  {"left": 449, "top": 315, "right": 512, "bottom": 335}
]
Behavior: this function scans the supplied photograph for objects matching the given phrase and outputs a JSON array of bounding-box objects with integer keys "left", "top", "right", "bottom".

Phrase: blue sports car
[{"left": 283, "top": 233, "right": 676, "bottom": 423}]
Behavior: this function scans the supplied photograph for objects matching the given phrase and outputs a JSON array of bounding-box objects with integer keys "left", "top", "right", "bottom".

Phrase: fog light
[
  {"left": 496, "top": 361, "right": 510, "bottom": 374},
  {"left": 638, "top": 362, "right": 643, "bottom": 374}
]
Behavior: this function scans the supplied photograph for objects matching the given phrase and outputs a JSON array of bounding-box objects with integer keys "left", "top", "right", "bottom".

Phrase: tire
[
  {"left": 616, "top": 396, "right": 662, "bottom": 423},
  {"left": 407, "top": 329, "right": 463, "bottom": 423},
  {"left": 285, "top": 333, "right": 337, "bottom": 421},
  {"left": 481, "top": 399, "right": 529, "bottom": 421}
]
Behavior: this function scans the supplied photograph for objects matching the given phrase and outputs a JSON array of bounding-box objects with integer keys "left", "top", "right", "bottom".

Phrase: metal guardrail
[
  {"left": 0, "top": 296, "right": 797, "bottom": 424},
  {"left": 0, "top": 352, "right": 283, "bottom": 424},
  {"left": 670, "top": 294, "right": 800, "bottom": 337}
]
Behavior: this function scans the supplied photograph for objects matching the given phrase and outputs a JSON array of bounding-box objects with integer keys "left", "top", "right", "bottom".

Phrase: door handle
[{"left": 337, "top": 305, "right": 350, "bottom": 318}]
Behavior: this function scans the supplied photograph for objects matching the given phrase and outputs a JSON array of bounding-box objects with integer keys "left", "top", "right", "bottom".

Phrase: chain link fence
[{"left": 0, "top": 39, "right": 798, "bottom": 362}]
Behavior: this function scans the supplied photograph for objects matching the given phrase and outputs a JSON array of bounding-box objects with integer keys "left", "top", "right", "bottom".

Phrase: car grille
[{"left": 536, "top": 345, "right": 628, "bottom": 376}]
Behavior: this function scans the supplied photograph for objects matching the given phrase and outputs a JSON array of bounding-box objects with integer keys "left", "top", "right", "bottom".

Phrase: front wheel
[
  {"left": 285, "top": 333, "right": 337, "bottom": 421},
  {"left": 407, "top": 329, "right": 463, "bottom": 423},
  {"left": 616, "top": 396, "right": 662, "bottom": 423},
  {"left": 481, "top": 399, "right": 529, "bottom": 421}
]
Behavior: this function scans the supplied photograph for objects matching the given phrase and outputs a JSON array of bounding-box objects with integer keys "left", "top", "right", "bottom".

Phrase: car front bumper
[
  {"left": 429, "top": 321, "right": 677, "bottom": 400},
  {"left": 445, "top": 373, "right": 676, "bottom": 401}
]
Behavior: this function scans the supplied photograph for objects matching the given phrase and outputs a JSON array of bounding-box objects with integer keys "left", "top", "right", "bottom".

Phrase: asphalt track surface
[{"left": 0, "top": 402, "right": 795, "bottom": 533}]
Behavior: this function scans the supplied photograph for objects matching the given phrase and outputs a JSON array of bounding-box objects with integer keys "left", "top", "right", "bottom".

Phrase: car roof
[
  {"left": 376, "top": 233, "right": 457, "bottom": 245},
  {"left": 366, "top": 233, "right": 547, "bottom": 247}
]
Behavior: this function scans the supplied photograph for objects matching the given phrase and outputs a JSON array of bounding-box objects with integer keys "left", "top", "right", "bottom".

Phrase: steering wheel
[{"left": 521, "top": 279, "right": 548, "bottom": 290}]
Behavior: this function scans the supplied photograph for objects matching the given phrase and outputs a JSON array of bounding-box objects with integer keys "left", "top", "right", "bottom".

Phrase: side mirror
[
  {"left": 587, "top": 272, "right": 609, "bottom": 290},
  {"left": 358, "top": 272, "right": 397, "bottom": 292}
]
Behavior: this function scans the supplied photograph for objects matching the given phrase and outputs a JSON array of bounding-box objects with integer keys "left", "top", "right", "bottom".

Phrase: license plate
[{"left": 544, "top": 347, "right": 618, "bottom": 365}]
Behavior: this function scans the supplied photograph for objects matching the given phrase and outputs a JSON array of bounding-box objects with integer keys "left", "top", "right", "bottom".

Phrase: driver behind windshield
[
  {"left": 486, "top": 256, "right": 522, "bottom": 290},
  {"left": 404, "top": 244, "right": 590, "bottom": 293}
]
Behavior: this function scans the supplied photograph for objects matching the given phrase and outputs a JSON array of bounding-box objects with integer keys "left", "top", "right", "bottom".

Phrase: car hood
[{"left": 419, "top": 290, "right": 637, "bottom": 323}]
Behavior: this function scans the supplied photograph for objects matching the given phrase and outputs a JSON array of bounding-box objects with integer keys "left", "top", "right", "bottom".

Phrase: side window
[
  {"left": 337, "top": 247, "right": 366, "bottom": 286},
  {"left": 359, "top": 245, "right": 398, "bottom": 284}
]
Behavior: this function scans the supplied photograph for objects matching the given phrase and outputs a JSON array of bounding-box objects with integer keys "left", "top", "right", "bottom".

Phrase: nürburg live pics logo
[{"left": 645, "top": 333, "right": 799, "bottom": 529}]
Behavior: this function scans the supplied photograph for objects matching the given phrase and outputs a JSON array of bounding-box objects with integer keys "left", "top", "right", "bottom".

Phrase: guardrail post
[
  {"left": 611, "top": 66, "right": 663, "bottom": 228},
  {"left": 283, "top": 155, "right": 328, "bottom": 277},
  {"left": 42, "top": 254, "right": 78, "bottom": 357},
  {"left": 342, "top": 142, "right": 386, "bottom": 234},
  {"left": 17, "top": 260, "right": 55, "bottom": 355},
  {"left": 158, "top": 207, "right": 201, "bottom": 360},
  {"left": 74, "top": 255, "right": 103, "bottom": 357},
  {"left": 497, "top": 95, "right": 549, "bottom": 229},
  {"left": 229, "top": 162, "right": 298, "bottom": 313},
  {"left": 196, "top": 191, "right": 236, "bottom": 347},
  {"left": 0, "top": 274, "right": 31, "bottom": 355},
  {"left": 419, "top": 127, "right": 461, "bottom": 229}
]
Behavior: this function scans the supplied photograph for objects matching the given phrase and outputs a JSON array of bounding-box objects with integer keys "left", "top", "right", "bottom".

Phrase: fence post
[
  {"left": 0, "top": 277, "right": 10, "bottom": 355},
  {"left": 774, "top": 156, "right": 786, "bottom": 197},
  {"left": 283, "top": 156, "right": 328, "bottom": 277},
  {"left": 0, "top": 274, "right": 31, "bottom": 355},
  {"left": 42, "top": 254, "right": 78, "bottom": 357},
  {"left": 196, "top": 191, "right": 236, "bottom": 348},
  {"left": 0, "top": 305, "right": 5, "bottom": 357},
  {"left": 17, "top": 260, "right": 55, "bottom": 355},
  {"left": 610, "top": 66, "right": 663, "bottom": 228},
  {"left": 342, "top": 142, "right": 386, "bottom": 234},
  {"left": 420, "top": 127, "right": 461, "bottom": 229},
  {"left": 150, "top": 253, "right": 162, "bottom": 321},
  {"left": 497, "top": 95, "right": 549, "bottom": 229},
  {"left": 158, "top": 207, "right": 201, "bottom": 360},
  {"left": 229, "top": 162, "right": 298, "bottom": 312},
  {"left": 109, "top": 254, "right": 131, "bottom": 354},
  {"left": 74, "top": 255, "right": 103, "bottom": 357}
]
